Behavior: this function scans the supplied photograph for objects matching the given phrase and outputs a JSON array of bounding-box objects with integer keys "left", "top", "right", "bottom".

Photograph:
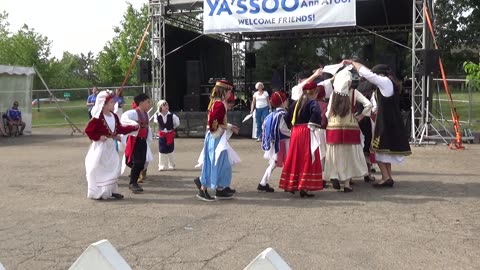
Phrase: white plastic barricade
[
  {"left": 243, "top": 247, "right": 292, "bottom": 270},
  {"left": 69, "top": 239, "right": 132, "bottom": 270}
]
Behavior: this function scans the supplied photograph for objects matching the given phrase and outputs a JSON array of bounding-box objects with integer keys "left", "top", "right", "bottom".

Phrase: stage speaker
[
  {"left": 183, "top": 94, "right": 201, "bottom": 111},
  {"left": 186, "top": 60, "right": 202, "bottom": 94},
  {"left": 137, "top": 60, "right": 152, "bottom": 83},
  {"left": 245, "top": 52, "right": 256, "bottom": 69},
  {"left": 418, "top": 49, "right": 440, "bottom": 75}
]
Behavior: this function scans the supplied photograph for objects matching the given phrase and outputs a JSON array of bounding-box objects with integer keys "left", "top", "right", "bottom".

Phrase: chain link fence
[{"left": 31, "top": 86, "right": 146, "bottom": 127}]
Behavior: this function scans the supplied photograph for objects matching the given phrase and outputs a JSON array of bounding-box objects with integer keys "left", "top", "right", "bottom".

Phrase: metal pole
[
  {"left": 425, "top": 77, "right": 430, "bottom": 136},
  {"left": 468, "top": 81, "right": 472, "bottom": 127}
]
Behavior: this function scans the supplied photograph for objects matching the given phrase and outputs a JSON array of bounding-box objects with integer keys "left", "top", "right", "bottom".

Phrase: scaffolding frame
[{"left": 148, "top": 0, "right": 434, "bottom": 143}]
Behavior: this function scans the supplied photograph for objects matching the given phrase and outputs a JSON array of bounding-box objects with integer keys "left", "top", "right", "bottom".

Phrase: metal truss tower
[
  {"left": 411, "top": 0, "right": 440, "bottom": 144},
  {"left": 149, "top": 0, "right": 166, "bottom": 103}
]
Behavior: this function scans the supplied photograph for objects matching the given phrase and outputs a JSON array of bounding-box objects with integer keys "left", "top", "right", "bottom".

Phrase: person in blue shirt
[
  {"left": 6, "top": 100, "right": 25, "bottom": 136},
  {"left": 113, "top": 88, "right": 126, "bottom": 118},
  {"left": 86, "top": 87, "right": 98, "bottom": 119}
]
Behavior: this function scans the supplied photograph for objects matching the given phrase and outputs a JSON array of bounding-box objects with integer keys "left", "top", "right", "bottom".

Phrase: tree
[
  {"left": 252, "top": 35, "right": 373, "bottom": 86},
  {"left": 434, "top": 0, "right": 480, "bottom": 51},
  {"left": 96, "top": 3, "right": 151, "bottom": 86},
  {"left": 434, "top": 0, "right": 480, "bottom": 75},
  {"left": 0, "top": 11, "right": 55, "bottom": 89},
  {"left": 464, "top": 61, "right": 480, "bottom": 90}
]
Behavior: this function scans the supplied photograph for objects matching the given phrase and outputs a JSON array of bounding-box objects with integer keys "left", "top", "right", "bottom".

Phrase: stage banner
[{"left": 203, "top": 0, "right": 356, "bottom": 34}]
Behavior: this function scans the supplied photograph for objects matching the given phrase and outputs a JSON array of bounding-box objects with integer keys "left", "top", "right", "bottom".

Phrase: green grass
[
  {"left": 32, "top": 99, "right": 135, "bottom": 127},
  {"left": 433, "top": 92, "right": 480, "bottom": 131}
]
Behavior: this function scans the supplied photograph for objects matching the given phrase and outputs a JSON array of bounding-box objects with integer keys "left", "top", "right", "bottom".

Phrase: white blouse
[
  {"left": 253, "top": 91, "right": 269, "bottom": 108},
  {"left": 103, "top": 113, "right": 116, "bottom": 132}
]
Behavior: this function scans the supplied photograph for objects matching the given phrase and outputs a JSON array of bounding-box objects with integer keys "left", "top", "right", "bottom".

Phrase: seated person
[{"left": 6, "top": 101, "right": 26, "bottom": 135}]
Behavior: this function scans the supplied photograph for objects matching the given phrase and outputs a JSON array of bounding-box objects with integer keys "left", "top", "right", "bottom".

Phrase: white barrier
[
  {"left": 0, "top": 261, "right": 5, "bottom": 270},
  {"left": 69, "top": 240, "right": 132, "bottom": 270},
  {"left": 243, "top": 248, "right": 292, "bottom": 270}
]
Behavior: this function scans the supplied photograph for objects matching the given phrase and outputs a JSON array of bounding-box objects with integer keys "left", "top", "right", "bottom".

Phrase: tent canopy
[
  {"left": 0, "top": 65, "right": 35, "bottom": 135},
  {"left": 0, "top": 65, "right": 36, "bottom": 76}
]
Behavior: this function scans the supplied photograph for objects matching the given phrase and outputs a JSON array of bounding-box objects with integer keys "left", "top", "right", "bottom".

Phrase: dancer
[
  {"left": 323, "top": 67, "right": 372, "bottom": 192},
  {"left": 121, "top": 93, "right": 154, "bottom": 194},
  {"left": 279, "top": 81, "right": 324, "bottom": 198},
  {"left": 154, "top": 99, "right": 180, "bottom": 171},
  {"left": 343, "top": 60, "right": 411, "bottom": 187},
  {"left": 259, "top": 91, "right": 290, "bottom": 193},
  {"left": 194, "top": 80, "right": 240, "bottom": 202},
  {"left": 84, "top": 90, "right": 138, "bottom": 200},
  {"left": 356, "top": 79, "right": 377, "bottom": 182}
]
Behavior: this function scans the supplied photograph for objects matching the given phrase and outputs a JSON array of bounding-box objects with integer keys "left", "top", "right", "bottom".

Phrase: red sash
[
  {"left": 158, "top": 130, "right": 175, "bottom": 145},
  {"left": 326, "top": 128, "right": 361, "bottom": 144}
]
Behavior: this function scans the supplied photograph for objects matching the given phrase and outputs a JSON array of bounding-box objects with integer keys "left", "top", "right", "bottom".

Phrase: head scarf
[
  {"left": 91, "top": 90, "right": 113, "bottom": 119},
  {"left": 333, "top": 68, "right": 352, "bottom": 96},
  {"left": 156, "top": 99, "right": 168, "bottom": 113}
]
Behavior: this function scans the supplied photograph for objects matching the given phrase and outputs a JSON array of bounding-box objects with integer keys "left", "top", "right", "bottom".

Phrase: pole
[
  {"left": 468, "top": 82, "right": 472, "bottom": 127},
  {"left": 37, "top": 94, "right": 40, "bottom": 112}
]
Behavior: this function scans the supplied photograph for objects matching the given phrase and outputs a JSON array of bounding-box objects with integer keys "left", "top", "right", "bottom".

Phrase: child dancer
[
  {"left": 84, "top": 90, "right": 138, "bottom": 200},
  {"left": 279, "top": 81, "right": 324, "bottom": 198},
  {"left": 154, "top": 100, "right": 180, "bottom": 171},
  {"left": 324, "top": 67, "right": 372, "bottom": 192},
  {"left": 259, "top": 91, "right": 290, "bottom": 192},
  {"left": 193, "top": 80, "right": 240, "bottom": 202},
  {"left": 121, "top": 93, "right": 153, "bottom": 194}
]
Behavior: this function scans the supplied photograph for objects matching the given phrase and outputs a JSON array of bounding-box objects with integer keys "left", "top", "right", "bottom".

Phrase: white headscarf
[
  {"left": 156, "top": 99, "right": 168, "bottom": 114},
  {"left": 90, "top": 90, "right": 113, "bottom": 119},
  {"left": 333, "top": 67, "right": 353, "bottom": 96}
]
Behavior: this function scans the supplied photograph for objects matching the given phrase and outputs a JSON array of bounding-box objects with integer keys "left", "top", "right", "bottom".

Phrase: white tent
[{"left": 0, "top": 65, "right": 35, "bottom": 135}]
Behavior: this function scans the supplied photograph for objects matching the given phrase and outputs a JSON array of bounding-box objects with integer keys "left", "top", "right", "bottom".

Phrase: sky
[{"left": 0, "top": 0, "right": 146, "bottom": 59}]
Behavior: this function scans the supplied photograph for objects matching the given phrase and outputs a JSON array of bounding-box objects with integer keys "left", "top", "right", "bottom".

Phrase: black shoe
[
  {"left": 257, "top": 184, "right": 275, "bottom": 192},
  {"left": 215, "top": 188, "right": 234, "bottom": 200},
  {"left": 373, "top": 179, "right": 394, "bottom": 188},
  {"left": 193, "top": 177, "right": 202, "bottom": 191},
  {"left": 129, "top": 184, "right": 144, "bottom": 193},
  {"left": 364, "top": 175, "right": 375, "bottom": 182},
  {"left": 224, "top": 187, "right": 236, "bottom": 194},
  {"left": 322, "top": 180, "right": 328, "bottom": 188},
  {"left": 196, "top": 190, "right": 215, "bottom": 202},
  {"left": 344, "top": 187, "right": 353, "bottom": 193},
  {"left": 330, "top": 179, "right": 341, "bottom": 190},
  {"left": 111, "top": 193, "right": 124, "bottom": 199},
  {"left": 300, "top": 190, "right": 314, "bottom": 198},
  {"left": 284, "top": 189, "right": 296, "bottom": 194}
]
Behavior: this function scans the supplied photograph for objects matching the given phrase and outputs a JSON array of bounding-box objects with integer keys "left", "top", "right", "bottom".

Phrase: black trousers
[
  {"left": 358, "top": 117, "right": 372, "bottom": 155},
  {"left": 128, "top": 138, "right": 147, "bottom": 185}
]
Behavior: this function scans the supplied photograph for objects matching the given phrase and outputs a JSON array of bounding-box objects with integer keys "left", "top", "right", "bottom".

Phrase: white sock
[{"left": 260, "top": 162, "right": 276, "bottom": 186}]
